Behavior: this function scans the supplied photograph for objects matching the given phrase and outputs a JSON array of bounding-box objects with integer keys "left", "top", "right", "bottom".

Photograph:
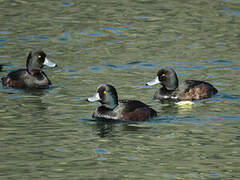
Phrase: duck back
[{"left": 2, "top": 69, "right": 51, "bottom": 89}]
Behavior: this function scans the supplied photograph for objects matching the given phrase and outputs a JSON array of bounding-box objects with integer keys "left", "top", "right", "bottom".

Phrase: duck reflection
[
  {"left": 94, "top": 119, "right": 116, "bottom": 138},
  {"left": 93, "top": 119, "right": 154, "bottom": 138}
]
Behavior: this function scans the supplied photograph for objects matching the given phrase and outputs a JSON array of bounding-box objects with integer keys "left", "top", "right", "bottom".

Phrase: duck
[
  {"left": 0, "top": 63, "right": 7, "bottom": 71},
  {"left": 87, "top": 84, "right": 157, "bottom": 121},
  {"left": 0, "top": 64, "right": 4, "bottom": 71},
  {"left": 1, "top": 50, "right": 57, "bottom": 89},
  {"left": 146, "top": 68, "right": 218, "bottom": 101}
]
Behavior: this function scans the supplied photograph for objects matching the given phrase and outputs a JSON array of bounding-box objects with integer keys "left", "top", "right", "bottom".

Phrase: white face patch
[
  {"left": 146, "top": 76, "right": 160, "bottom": 86},
  {"left": 43, "top": 58, "right": 57, "bottom": 67},
  {"left": 87, "top": 92, "right": 101, "bottom": 102}
]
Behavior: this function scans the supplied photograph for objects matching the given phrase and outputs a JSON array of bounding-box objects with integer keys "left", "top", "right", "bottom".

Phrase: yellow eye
[
  {"left": 162, "top": 74, "right": 166, "bottom": 77},
  {"left": 38, "top": 55, "right": 41, "bottom": 59},
  {"left": 103, "top": 91, "right": 107, "bottom": 94}
]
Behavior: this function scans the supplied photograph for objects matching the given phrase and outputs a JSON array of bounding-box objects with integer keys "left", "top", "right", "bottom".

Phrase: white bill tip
[
  {"left": 43, "top": 58, "right": 57, "bottom": 67},
  {"left": 87, "top": 93, "right": 101, "bottom": 102}
]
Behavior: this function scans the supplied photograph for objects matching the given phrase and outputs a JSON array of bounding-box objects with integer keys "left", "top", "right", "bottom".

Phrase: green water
[{"left": 0, "top": 0, "right": 240, "bottom": 179}]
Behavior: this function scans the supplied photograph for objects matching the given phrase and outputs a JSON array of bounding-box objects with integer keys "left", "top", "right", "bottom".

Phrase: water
[{"left": 0, "top": 0, "right": 240, "bottom": 179}]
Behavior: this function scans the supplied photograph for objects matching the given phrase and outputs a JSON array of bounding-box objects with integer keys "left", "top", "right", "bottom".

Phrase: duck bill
[
  {"left": 43, "top": 58, "right": 57, "bottom": 67},
  {"left": 146, "top": 76, "right": 160, "bottom": 86},
  {"left": 87, "top": 92, "right": 101, "bottom": 102}
]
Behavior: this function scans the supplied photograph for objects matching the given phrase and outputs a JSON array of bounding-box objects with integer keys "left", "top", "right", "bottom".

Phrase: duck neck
[
  {"left": 103, "top": 101, "right": 118, "bottom": 110},
  {"left": 102, "top": 94, "right": 118, "bottom": 110},
  {"left": 27, "top": 68, "right": 42, "bottom": 75}
]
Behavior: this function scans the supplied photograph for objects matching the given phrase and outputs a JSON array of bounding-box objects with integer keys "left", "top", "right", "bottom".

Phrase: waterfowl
[
  {"left": 0, "top": 64, "right": 4, "bottom": 71},
  {"left": 87, "top": 84, "right": 157, "bottom": 121},
  {"left": 0, "top": 63, "right": 7, "bottom": 71},
  {"left": 146, "top": 68, "right": 218, "bottom": 101},
  {"left": 1, "top": 50, "right": 57, "bottom": 89}
]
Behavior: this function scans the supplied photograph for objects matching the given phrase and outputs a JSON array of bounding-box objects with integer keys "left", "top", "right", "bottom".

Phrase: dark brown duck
[
  {"left": 146, "top": 68, "right": 218, "bottom": 101},
  {"left": 87, "top": 84, "right": 157, "bottom": 121},
  {"left": 2, "top": 50, "right": 57, "bottom": 89}
]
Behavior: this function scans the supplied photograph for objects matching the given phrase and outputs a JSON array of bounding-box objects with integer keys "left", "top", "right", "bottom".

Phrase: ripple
[
  {"left": 7, "top": 95, "right": 24, "bottom": 99},
  {"left": 60, "top": 68, "right": 82, "bottom": 73},
  {"left": 89, "top": 66, "right": 104, "bottom": 72},
  {"left": 175, "top": 65, "right": 206, "bottom": 70},
  {"left": 213, "top": 60, "right": 232, "bottom": 63},
  {"left": 128, "top": 156, "right": 136, "bottom": 160},
  {"left": 208, "top": 173, "right": 220, "bottom": 177},
  {"left": 34, "top": 36, "right": 50, "bottom": 40},
  {"left": 177, "top": 72, "right": 188, "bottom": 76},
  {"left": 63, "top": 32, "right": 71, "bottom": 37},
  {"left": 1, "top": 86, "right": 25, "bottom": 93},
  {"left": 167, "top": 174, "right": 174, "bottom": 178},
  {"left": 86, "top": 33, "right": 104, "bottom": 37},
  {"left": 136, "top": 85, "right": 149, "bottom": 88},
  {"left": 99, "top": 61, "right": 156, "bottom": 70},
  {"left": 100, "top": 62, "right": 119, "bottom": 69},
  {"left": 0, "top": 38, "right": 8, "bottom": 42},
  {"left": 220, "top": 10, "right": 240, "bottom": 15},
  {"left": 167, "top": 134, "right": 174, "bottom": 138},
  {"left": 74, "top": 118, "right": 95, "bottom": 123},
  {"left": 18, "top": 37, "right": 33, "bottom": 41},
  {"left": 75, "top": 114, "right": 240, "bottom": 125},
  {"left": 56, "top": 19, "right": 66, "bottom": 23},
  {"left": 67, "top": 76, "right": 76, "bottom": 79},
  {"left": 77, "top": 30, "right": 92, "bottom": 35},
  {"left": 136, "top": 16, "right": 148, "bottom": 19},
  {"left": 0, "top": 59, "right": 7, "bottom": 62},
  {"left": 213, "top": 116, "right": 240, "bottom": 120},
  {"left": 103, "top": 27, "right": 127, "bottom": 35},
  {"left": 119, "top": 27, "right": 136, "bottom": 30},
  {"left": 216, "top": 42, "right": 225, "bottom": 45},
  {"left": 140, "top": 63, "right": 156, "bottom": 67},
  {"left": 77, "top": 30, "right": 105, "bottom": 37},
  {"left": 230, "top": 67, "right": 240, "bottom": 70},
  {"left": 60, "top": 2, "right": 73, "bottom": 6},
  {"left": 174, "top": 36, "right": 181, "bottom": 40},
  {"left": 214, "top": 67, "right": 240, "bottom": 70},
  {"left": 94, "top": 149, "right": 109, "bottom": 154},
  {"left": 73, "top": 97, "right": 82, "bottom": 101},
  {"left": 188, "top": 45, "right": 201, "bottom": 49},
  {"left": 97, "top": 157, "right": 104, "bottom": 160},
  {"left": 56, "top": 148, "right": 65, "bottom": 152},
  {"left": 74, "top": 49, "right": 90, "bottom": 54},
  {"left": 56, "top": 38, "right": 69, "bottom": 42}
]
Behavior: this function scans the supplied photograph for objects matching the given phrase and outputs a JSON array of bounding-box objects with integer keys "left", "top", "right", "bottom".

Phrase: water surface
[{"left": 0, "top": 0, "right": 240, "bottom": 179}]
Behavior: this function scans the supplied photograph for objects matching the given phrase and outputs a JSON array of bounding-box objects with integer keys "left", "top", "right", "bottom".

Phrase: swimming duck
[
  {"left": 0, "top": 63, "right": 8, "bottom": 71},
  {"left": 146, "top": 68, "right": 218, "bottom": 101},
  {"left": 1, "top": 50, "right": 57, "bottom": 89},
  {"left": 87, "top": 84, "right": 157, "bottom": 121},
  {"left": 0, "top": 64, "right": 5, "bottom": 71}
]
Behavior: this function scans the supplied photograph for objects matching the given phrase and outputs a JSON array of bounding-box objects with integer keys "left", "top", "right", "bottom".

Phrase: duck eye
[
  {"left": 37, "top": 55, "right": 41, "bottom": 59},
  {"left": 103, "top": 91, "right": 107, "bottom": 94}
]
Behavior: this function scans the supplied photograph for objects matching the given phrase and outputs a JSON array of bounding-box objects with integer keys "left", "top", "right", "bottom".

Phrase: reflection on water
[{"left": 0, "top": 0, "right": 240, "bottom": 179}]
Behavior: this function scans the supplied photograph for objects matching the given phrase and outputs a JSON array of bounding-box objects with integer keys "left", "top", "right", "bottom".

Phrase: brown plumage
[
  {"left": 147, "top": 68, "right": 218, "bottom": 101},
  {"left": 1, "top": 50, "right": 57, "bottom": 89},
  {"left": 87, "top": 84, "right": 157, "bottom": 121}
]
